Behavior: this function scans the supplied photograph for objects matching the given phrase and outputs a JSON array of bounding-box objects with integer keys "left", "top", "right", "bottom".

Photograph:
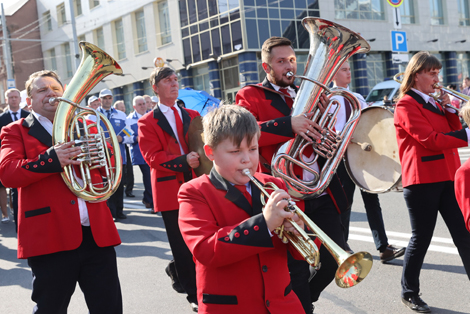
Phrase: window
[
  {"left": 220, "top": 57, "right": 239, "bottom": 92},
  {"left": 63, "top": 43, "right": 73, "bottom": 78},
  {"left": 43, "top": 11, "right": 52, "bottom": 32},
  {"left": 89, "top": 0, "right": 100, "bottom": 9},
  {"left": 94, "top": 27, "right": 105, "bottom": 49},
  {"left": 74, "top": 0, "right": 82, "bottom": 16},
  {"left": 457, "top": 53, "right": 470, "bottom": 87},
  {"left": 135, "top": 10, "right": 148, "bottom": 52},
  {"left": 399, "top": 0, "right": 415, "bottom": 24},
  {"left": 430, "top": 0, "right": 444, "bottom": 25},
  {"left": 193, "top": 65, "right": 210, "bottom": 94},
  {"left": 458, "top": 0, "right": 470, "bottom": 26},
  {"left": 335, "top": 0, "right": 385, "bottom": 20},
  {"left": 366, "top": 53, "right": 385, "bottom": 90},
  {"left": 47, "top": 48, "right": 57, "bottom": 71},
  {"left": 57, "top": 3, "right": 66, "bottom": 26},
  {"left": 114, "top": 19, "right": 126, "bottom": 60},
  {"left": 158, "top": 1, "right": 171, "bottom": 45}
]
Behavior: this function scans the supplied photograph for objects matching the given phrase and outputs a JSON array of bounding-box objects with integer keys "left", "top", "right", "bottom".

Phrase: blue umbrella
[{"left": 177, "top": 88, "right": 220, "bottom": 116}]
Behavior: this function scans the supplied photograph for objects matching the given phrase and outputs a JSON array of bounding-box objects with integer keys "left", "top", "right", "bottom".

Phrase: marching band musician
[
  {"left": 138, "top": 67, "right": 199, "bottom": 312},
  {"left": 178, "top": 104, "right": 305, "bottom": 314},
  {"left": 236, "top": 36, "right": 349, "bottom": 314},
  {"left": 0, "top": 70, "right": 122, "bottom": 313},
  {"left": 394, "top": 51, "right": 470, "bottom": 313},
  {"left": 331, "top": 61, "right": 406, "bottom": 263}
]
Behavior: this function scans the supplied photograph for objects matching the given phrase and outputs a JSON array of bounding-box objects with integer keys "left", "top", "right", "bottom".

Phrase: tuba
[
  {"left": 51, "top": 42, "right": 123, "bottom": 202},
  {"left": 272, "top": 18, "right": 370, "bottom": 200}
]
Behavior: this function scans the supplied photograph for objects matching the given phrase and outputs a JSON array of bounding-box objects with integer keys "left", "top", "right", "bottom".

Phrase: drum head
[
  {"left": 188, "top": 116, "right": 213, "bottom": 177},
  {"left": 344, "top": 106, "right": 401, "bottom": 193}
]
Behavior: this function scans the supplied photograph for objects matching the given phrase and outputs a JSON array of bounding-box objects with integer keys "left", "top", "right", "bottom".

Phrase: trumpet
[
  {"left": 393, "top": 72, "right": 469, "bottom": 111},
  {"left": 242, "top": 169, "right": 373, "bottom": 288}
]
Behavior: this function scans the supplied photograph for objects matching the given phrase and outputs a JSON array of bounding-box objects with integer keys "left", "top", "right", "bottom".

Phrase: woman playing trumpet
[{"left": 394, "top": 51, "right": 470, "bottom": 313}]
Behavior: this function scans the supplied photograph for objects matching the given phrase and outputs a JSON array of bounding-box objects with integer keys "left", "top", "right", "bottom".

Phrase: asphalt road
[{"left": 1, "top": 159, "right": 470, "bottom": 314}]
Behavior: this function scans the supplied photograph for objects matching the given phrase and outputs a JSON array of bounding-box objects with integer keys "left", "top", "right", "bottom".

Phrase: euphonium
[
  {"left": 272, "top": 18, "right": 370, "bottom": 200},
  {"left": 51, "top": 42, "right": 123, "bottom": 202},
  {"left": 242, "top": 169, "right": 373, "bottom": 288}
]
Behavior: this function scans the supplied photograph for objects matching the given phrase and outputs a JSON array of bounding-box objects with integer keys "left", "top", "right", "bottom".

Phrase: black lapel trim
[
  {"left": 250, "top": 175, "right": 263, "bottom": 216},
  {"left": 209, "top": 168, "right": 253, "bottom": 216},
  {"left": 180, "top": 107, "right": 191, "bottom": 137},
  {"left": 262, "top": 78, "right": 291, "bottom": 116},
  {"left": 22, "top": 114, "right": 52, "bottom": 147},
  {"left": 20, "top": 109, "right": 29, "bottom": 119},
  {"left": 406, "top": 90, "right": 444, "bottom": 116},
  {"left": 153, "top": 106, "right": 177, "bottom": 139}
]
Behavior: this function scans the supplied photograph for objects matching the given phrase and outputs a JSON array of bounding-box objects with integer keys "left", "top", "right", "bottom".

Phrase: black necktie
[
  {"left": 12, "top": 112, "right": 18, "bottom": 121},
  {"left": 106, "top": 110, "right": 111, "bottom": 120},
  {"left": 344, "top": 98, "right": 352, "bottom": 121}
]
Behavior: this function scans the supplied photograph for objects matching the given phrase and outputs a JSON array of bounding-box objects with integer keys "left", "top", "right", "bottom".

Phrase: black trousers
[
  {"left": 107, "top": 175, "right": 124, "bottom": 217},
  {"left": 11, "top": 187, "right": 18, "bottom": 233},
  {"left": 401, "top": 181, "right": 470, "bottom": 298},
  {"left": 337, "top": 161, "right": 389, "bottom": 251},
  {"left": 124, "top": 146, "right": 134, "bottom": 194},
  {"left": 139, "top": 164, "right": 153, "bottom": 206},
  {"left": 27, "top": 226, "right": 122, "bottom": 314},
  {"left": 161, "top": 209, "right": 197, "bottom": 302},
  {"left": 289, "top": 194, "right": 347, "bottom": 312}
]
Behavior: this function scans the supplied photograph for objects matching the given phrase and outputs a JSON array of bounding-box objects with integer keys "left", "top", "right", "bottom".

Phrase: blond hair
[
  {"left": 203, "top": 104, "right": 260, "bottom": 149},
  {"left": 460, "top": 102, "right": 470, "bottom": 126},
  {"left": 5, "top": 88, "right": 20, "bottom": 98},
  {"left": 397, "top": 51, "right": 441, "bottom": 101}
]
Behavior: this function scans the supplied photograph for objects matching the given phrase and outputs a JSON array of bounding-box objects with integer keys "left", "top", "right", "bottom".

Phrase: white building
[{"left": 37, "top": 0, "right": 182, "bottom": 111}]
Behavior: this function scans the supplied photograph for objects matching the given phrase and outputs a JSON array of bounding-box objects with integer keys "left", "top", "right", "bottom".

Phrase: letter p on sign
[{"left": 391, "top": 31, "right": 408, "bottom": 52}]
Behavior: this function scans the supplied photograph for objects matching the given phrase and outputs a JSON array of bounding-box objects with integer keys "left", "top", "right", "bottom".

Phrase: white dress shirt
[
  {"left": 32, "top": 111, "right": 90, "bottom": 226},
  {"left": 10, "top": 109, "right": 22, "bottom": 122},
  {"left": 329, "top": 85, "right": 367, "bottom": 132},
  {"left": 158, "top": 102, "right": 186, "bottom": 155}
]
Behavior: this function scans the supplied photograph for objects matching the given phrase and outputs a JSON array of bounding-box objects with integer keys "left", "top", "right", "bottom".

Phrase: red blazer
[
  {"left": 236, "top": 78, "right": 348, "bottom": 213},
  {"left": 178, "top": 169, "right": 304, "bottom": 314},
  {"left": 0, "top": 114, "right": 120, "bottom": 259},
  {"left": 138, "top": 105, "right": 200, "bottom": 212},
  {"left": 236, "top": 78, "right": 296, "bottom": 173},
  {"left": 455, "top": 158, "right": 470, "bottom": 233},
  {"left": 394, "top": 90, "right": 467, "bottom": 187}
]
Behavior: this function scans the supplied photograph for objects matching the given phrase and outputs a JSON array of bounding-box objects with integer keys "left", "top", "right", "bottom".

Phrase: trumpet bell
[{"left": 335, "top": 251, "right": 373, "bottom": 288}]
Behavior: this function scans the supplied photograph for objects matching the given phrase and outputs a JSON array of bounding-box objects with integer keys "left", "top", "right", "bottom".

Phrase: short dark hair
[
  {"left": 25, "top": 70, "right": 62, "bottom": 97},
  {"left": 261, "top": 37, "right": 293, "bottom": 64},
  {"left": 203, "top": 104, "right": 260, "bottom": 149},
  {"left": 150, "top": 67, "right": 176, "bottom": 88}
]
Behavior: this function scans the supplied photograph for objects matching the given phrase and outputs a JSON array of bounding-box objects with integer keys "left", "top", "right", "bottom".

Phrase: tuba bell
[
  {"left": 51, "top": 42, "right": 123, "bottom": 202},
  {"left": 272, "top": 18, "right": 370, "bottom": 200}
]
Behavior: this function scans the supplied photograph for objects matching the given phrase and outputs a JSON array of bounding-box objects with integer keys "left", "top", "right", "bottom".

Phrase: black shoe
[
  {"left": 142, "top": 200, "right": 152, "bottom": 208},
  {"left": 189, "top": 302, "right": 198, "bottom": 313},
  {"left": 116, "top": 213, "right": 127, "bottom": 219},
  {"left": 380, "top": 245, "right": 406, "bottom": 263},
  {"left": 402, "top": 295, "right": 431, "bottom": 313},
  {"left": 126, "top": 192, "right": 135, "bottom": 197},
  {"left": 165, "top": 264, "right": 185, "bottom": 293}
]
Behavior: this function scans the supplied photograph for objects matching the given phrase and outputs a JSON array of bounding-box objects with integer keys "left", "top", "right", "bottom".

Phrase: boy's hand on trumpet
[{"left": 263, "top": 189, "right": 304, "bottom": 234}]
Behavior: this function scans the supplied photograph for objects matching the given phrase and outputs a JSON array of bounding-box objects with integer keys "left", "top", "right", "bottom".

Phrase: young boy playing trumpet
[{"left": 178, "top": 105, "right": 305, "bottom": 314}]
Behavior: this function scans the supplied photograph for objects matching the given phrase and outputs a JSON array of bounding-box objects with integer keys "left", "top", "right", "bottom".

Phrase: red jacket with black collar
[
  {"left": 178, "top": 169, "right": 304, "bottom": 314},
  {"left": 138, "top": 104, "right": 200, "bottom": 212},
  {"left": 394, "top": 90, "right": 467, "bottom": 187},
  {"left": 0, "top": 114, "right": 120, "bottom": 259},
  {"left": 236, "top": 78, "right": 348, "bottom": 213}
]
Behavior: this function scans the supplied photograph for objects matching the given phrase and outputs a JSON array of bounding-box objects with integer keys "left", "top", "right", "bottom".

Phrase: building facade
[
  {"left": 35, "top": 0, "right": 470, "bottom": 106},
  {"left": 0, "top": 0, "right": 44, "bottom": 104}
]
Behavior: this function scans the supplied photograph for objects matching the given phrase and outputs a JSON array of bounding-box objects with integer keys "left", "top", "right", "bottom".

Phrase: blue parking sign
[{"left": 391, "top": 31, "right": 408, "bottom": 52}]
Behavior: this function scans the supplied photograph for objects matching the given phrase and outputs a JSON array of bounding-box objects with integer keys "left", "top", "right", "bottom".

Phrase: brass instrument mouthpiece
[{"left": 286, "top": 72, "right": 294, "bottom": 78}]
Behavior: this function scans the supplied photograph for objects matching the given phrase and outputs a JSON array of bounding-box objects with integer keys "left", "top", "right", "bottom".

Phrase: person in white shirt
[{"left": 331, "top": 62, "right": 406, "bottom": 263}]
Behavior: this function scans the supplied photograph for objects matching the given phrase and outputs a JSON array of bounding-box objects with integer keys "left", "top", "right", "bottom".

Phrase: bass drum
[{"left": 344, "top": 106, "right": 402, "bottom": 193}]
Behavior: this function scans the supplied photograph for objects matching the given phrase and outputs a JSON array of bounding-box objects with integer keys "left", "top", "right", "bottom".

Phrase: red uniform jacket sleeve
[{"left": 455, "top": 160, "right": 470, "bottom": 233}]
